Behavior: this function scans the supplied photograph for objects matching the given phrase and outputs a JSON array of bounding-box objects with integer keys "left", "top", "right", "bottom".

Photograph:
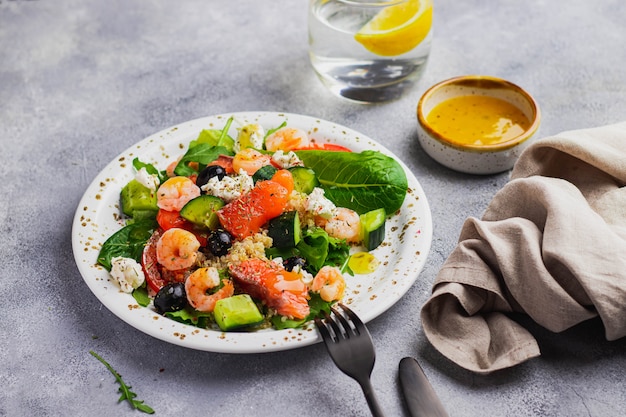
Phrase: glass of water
[{"left": 308, "top": 0, "right": 433, "bottom": 103}]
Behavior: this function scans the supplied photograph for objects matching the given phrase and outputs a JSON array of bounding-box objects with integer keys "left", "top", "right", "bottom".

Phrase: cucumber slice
[
  {"left": 180, "top": 195, "right": 225, "bottom": 229},
  {"left": 360, "top": 208, "right": 386, "bottom": 251},
  {"left": 214, "top": 294, "right": 264, "bottom": 331},
  {"left": 288, "top": 166, "right": 319, "bottom": 194},
  {"left": 120, "top": 179, "right": 158, "bottom": 218},
  {"left": 268, "top": 211, "right": 301, "bottom": 248}
]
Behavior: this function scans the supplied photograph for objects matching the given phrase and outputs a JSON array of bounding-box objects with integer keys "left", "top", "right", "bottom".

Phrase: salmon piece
[
  {"left": 217, "top": 179, "right": 289, "bottom": 240},
  {"left": 229, "top": 259, "right": 310, "bottom": 320}
]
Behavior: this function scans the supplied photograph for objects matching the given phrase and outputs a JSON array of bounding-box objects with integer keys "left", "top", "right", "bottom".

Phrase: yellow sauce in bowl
[{"left": 426, "top": 95, "right": 531, "bottom": 146}]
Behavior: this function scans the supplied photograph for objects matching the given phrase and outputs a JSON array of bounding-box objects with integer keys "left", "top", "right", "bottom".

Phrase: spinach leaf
[
  {"left": 132, "top": 285, "right": 151, "bottom": 307},
  {"left": 97, "top": 219, "right": 158, "bottom": 271},
  {"left": 296, "top": 150, "right": 408, "bottom": 215}
]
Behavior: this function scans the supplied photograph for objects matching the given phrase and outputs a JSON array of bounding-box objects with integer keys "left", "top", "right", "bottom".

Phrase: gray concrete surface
[{"left": 1, "top": 0, "right": 625, "bottom": 416}]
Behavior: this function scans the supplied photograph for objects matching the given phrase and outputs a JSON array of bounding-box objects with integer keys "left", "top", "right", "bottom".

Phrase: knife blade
[{"left": 399, "top": 357, "right": 449, "bottom": 417}]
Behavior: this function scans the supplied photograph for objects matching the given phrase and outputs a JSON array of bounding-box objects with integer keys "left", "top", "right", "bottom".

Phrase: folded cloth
[{"left": 420, "top": 122, "right": 626, "bottom": 374}]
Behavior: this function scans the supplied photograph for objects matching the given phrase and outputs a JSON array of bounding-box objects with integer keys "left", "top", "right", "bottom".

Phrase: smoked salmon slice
[{"left": 229, "top": 258, "right": 310, "bottom": 320}]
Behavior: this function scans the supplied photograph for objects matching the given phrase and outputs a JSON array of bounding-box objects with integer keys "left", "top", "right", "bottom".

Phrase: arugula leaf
[
  {"left": 294, "top": 227, "right": 329, "bottom": 273},
  {"left": 97, "top": 219, "right": 158, "bottom": 271},
  {"left": 132, "top": 158, "right": 167, "bottom": 183},
  {"left": 264, "top": 121, "right": 287, "bottom": 139},
  {"left": 173, "top": 144, "right": 233, "bottom": 177},
  {"left": 89, "top": 351, "right": 155, "bottom": 414},
  {"left": 265, "top": 228, "right": 349, "bottom": 275},
  {"left": 296, "top": 150, "right": 408, "bottom": 215}
]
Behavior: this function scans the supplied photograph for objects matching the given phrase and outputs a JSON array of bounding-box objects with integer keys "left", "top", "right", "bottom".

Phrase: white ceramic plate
[{"left": 72, "top": 111, "right": 432, "bottom": 353}]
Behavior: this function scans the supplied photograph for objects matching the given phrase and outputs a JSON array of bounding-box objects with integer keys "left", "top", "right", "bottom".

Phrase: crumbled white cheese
[
  {"left": 201, "top": 169, "right": 254, "bottom": 202},
  {"left": 271, "top": 150, "right": 304, "bottom": 169},
  {"left": 306, "top": 187, "right": 337, "bottom": 219},
  {"left": 134, "top": 167, "right": 159, "bottom": 191},
  {"left": 110, "top": 257, "right": 145, "bottom": 293}
]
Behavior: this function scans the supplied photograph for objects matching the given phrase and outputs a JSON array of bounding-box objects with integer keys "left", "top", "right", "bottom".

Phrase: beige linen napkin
[{"left": 421, "top": 122, "right": 626, "bottom": 374}]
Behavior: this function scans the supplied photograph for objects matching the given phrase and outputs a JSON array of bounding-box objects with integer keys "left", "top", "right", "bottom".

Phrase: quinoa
[
  {"left": 201, "top": 232, "right": 273, "bottom": 270},
  {"left": 286, "top": 190, "right": 317, "bottom": 229}
]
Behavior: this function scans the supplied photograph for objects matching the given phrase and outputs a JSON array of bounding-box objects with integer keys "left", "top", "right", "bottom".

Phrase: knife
[{"left": 399, "top": 357, "right": 449, "bottom": 417}]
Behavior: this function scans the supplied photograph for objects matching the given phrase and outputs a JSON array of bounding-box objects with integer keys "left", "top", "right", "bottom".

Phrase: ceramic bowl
[{"left": 416, "top": 75, "right": 541, "bottom": 174}]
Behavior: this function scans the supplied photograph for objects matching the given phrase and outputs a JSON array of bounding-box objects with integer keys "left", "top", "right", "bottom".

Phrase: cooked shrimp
[
  {"left": 310, "top": 266, "right": 346, "bottom": 302},
  {"left": 321, "top": 207, "right": 361, "bottom": 243},
  {"left": 156, "top": 228, "right": 201, "bottom": 271},
  {"left": 265, "top": 127, "right": 310, "bottom": 152},
  {"left": 232, "top": 148, "right": 272, "bottom": 176},
  {"left": 165, "top": 158, "right": 180, "bottom": 178},
  {"left": 185, "top": 267, "right": 234, "bottom": 312},
  {"left": 157, "top": 176, "right": 200, "bottom": 211}
]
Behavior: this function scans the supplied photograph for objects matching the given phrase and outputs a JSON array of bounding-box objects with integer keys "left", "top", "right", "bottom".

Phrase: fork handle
[{"left": 359, "top": 379, "right": 386, "bottom": 417}]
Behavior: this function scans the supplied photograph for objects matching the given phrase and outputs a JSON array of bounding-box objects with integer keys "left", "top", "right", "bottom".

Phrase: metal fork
[{"left": 315, "top": 303, "right": 385, "bottom": 417}]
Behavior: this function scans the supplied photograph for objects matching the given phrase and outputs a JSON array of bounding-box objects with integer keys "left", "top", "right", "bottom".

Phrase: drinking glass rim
[{"left": 329, "top": 0, "right": 407, "bottom": 7}]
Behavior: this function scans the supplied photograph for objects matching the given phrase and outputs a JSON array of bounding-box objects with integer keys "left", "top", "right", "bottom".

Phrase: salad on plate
[{"left": 96, "top": 116, "right": 409, "bottom": 332}]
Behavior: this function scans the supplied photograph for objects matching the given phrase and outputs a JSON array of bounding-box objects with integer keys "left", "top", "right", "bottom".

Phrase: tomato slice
[
  {"left": 217, "top": 179, "right": 289, "bottom": 239},
  {"left": 156, "top": 209, "right": 208, "bottom": 246},
  {"left": 295, "top": 143, "right": 352, "bottom": 152},
  {"left": 142, "top": 228, "right": 167, "bottom": 294},
  {"left": 157, "top": 209, "right": 190, "bottom": 230}
]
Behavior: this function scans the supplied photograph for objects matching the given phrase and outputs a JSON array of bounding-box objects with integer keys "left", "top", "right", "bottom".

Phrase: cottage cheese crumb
[
  {"left": 135, "top": 167, "right": 159, "bottom": 191},
  {"left": 201, "top": 170, "right": 254, "bottom": 202},
  {"left": 110, "top": 257, "right": 145, "bottom": 293},
  {"left": 306, "top": 187, "right": 337, "bottom": 219},
  {"left": 271, "top": 150, "right": 304, "bottom": 169}
]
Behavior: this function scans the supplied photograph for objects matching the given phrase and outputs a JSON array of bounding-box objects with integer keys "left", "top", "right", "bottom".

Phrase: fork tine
[
  {"left": 337, "top": 303, "right": 364, "bottom": 332},
  {"left": 330, "top": 306, "right": 356, "bottom": 338},
  {"left": 314, "top": 317, "right": 333, "bottom": 342},
  {"left": 323, "top": 310, "right": 345, "bottom": 341}
]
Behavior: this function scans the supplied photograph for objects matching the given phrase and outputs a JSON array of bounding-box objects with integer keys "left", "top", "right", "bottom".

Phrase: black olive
[
  {"left": 283, "top": 256, "right": 306, "bottom": 272},
  {"left": 207, "top": 229, "right": 233, "bottom": 257},
  {"left": 154, "top": 282, "right": 187, "bottom": 315},
  {"left": 196, "top": 165, "right": 226, "bottom": 189}
]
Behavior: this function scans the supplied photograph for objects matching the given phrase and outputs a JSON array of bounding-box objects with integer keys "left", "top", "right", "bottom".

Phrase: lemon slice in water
[{"left": 354, "top": 0, "right": 433, "bottom": 57}]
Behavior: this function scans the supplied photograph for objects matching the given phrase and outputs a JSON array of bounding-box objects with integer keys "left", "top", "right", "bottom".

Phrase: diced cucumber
[
  {"left": 359, "top": 208, "right": 386, "bottom": 251},
  {"left": 252, "top": 165, "right": 278, "bottom": 183},
  {"left": 288, "top": 166, "right": 319, "bottom": 194},
  {"left": 213, "top": 294, "right": 264, "bottom": 331},
  {"left": 180, "top": 195, "right": 225, "bottom": 230},
  {"left": 120, "top": 179, "right": 158, "bottom": 218},
  {"left": 268, "top": 211, "right": 301, "bottom": 248}
]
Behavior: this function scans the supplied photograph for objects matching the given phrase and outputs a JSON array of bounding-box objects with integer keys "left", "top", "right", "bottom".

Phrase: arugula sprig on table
[{"left": 89, "top": 350, "right": 155, "bottom": 414}]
